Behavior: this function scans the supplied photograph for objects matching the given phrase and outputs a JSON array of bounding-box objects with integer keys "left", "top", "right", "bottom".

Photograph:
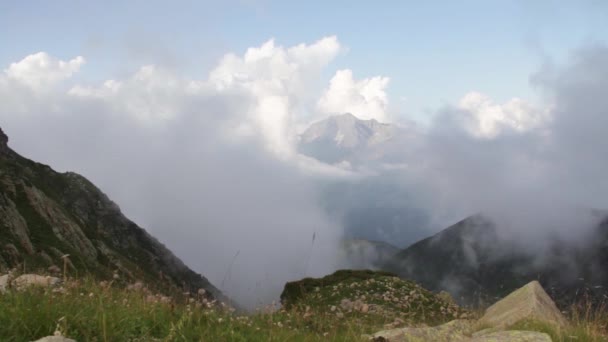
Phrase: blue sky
[{"left": 1, "top": 0, "right": 607, "bottom": 121}]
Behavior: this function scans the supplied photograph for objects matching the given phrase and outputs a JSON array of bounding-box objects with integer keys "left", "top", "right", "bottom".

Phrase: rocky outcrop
[
  {"left": 370, "top": 319, "right": 472, "bottom": 341},
  {"left": 369, "top": 281, "right": 562, "bottom": 341},
  {"left": 11, "top": 274, "right": 61, "bottom": 290},
  {"left": 478, "top": 281, "right": 567, "bottom": 329},
  {"left": 370, "top": 321, "right": 552, "bottom": 342},
  {"left": 471, "top": 330, "right": 551, "bottom": 342},
  {"left": 32, "top": 336, "right": 76, "bottom": 342}
]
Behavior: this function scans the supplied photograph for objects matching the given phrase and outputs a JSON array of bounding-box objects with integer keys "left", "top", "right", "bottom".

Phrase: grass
[
  {"left": 1, "top": 272, "right": 607, "bottom": 341},
  {"left": 0, "top": 276, "right": 370, "bottom": 341}
]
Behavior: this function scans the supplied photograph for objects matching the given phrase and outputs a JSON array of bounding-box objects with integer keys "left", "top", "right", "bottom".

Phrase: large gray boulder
[
  {"left": 12, "top": 274, "right": 61, "bottom": 290},
  {"left": 370, "top": 319, "right": 472, "bottom": 341},
  {"left": 32, "top": 336, "right": 76, "bottom": 342},
  {"left": 478, "top": 281, "right": 567, "bottom": 329},
  {"left": 470, "top": 330, "right": 552, "bottom": 341}
]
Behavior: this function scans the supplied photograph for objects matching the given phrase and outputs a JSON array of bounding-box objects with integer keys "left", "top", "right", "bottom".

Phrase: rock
[
  {"left": 12, "top": 274, "right": 61, "bottom": 290},
  {"left": 478, "top": 281, "right": 567, "bottom": 329},
  {"left": 370, "top": 319, "right": 472, "bottom": 342},
  {"left": 32, "top": 336, "right": 76, "bottom": 342},
  {"left": 0, "top": 274, "right": 9, "bottom": 292},
  {"left": 470, "top": 330, "right": 552, "bottom": 342}
]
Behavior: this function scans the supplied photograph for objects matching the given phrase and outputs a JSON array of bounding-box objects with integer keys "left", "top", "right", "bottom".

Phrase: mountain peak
[
  {"left": 332, "top": 112, "right": 359, "bottom": 121},
  {"left": 298, "top": 113, "right": 395, "bottom": 164},
  {"left": 301, "top": 113, "right": 392, "bottom": 147}
]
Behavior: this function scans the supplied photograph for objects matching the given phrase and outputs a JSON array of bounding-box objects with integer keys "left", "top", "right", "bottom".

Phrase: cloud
[
  {"left": 4, "top": 52, "right": 85, "bottom": 90},
  {"left": 413, "top": 45, "right": 608, "bottom": 245},
  {"left": 317, "top": 69, "right": 390, "bottom": 122},
  {"left": 0, "top": 38, "right": 347, "bottom": 309},
  {"left": 209, "top": 36, "right": 341, "bottom": 156},
  {"left": 68, "top": 65, "right": 206, "bottom": 123},
  {"left": 456, "top": 91, "right": 549, "bottom": 139}
]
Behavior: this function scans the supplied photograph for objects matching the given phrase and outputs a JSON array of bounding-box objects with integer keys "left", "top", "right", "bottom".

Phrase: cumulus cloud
[
  {"left": 456, "top": 91, "right": 549, "bottom": 139},
  {"left": 318, "top": 69, "right": 390, "bottom": 122},
  {"left": 4, "top": 52, "right": 85, "bottom": 90},
  {"left": 209, "top": 36, "right": 341, "bottom": 156}
]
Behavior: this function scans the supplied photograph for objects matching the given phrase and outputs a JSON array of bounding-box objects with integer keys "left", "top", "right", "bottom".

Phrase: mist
[{"left": 410, "top": 45, "right": 608, "bottom": 247}]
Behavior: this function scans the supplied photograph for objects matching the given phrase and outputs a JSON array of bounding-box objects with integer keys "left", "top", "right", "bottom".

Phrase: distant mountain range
[
  {"left": 0, "top": 126, "right": 224, "bottom": 301},
  {"left": 381, "top": 214, "right": 608, "bottom": 308}
]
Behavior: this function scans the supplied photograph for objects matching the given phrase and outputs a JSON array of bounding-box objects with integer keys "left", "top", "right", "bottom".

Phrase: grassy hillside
[{"left": 1, "top": 271, "right": 607, "bottom": 341}]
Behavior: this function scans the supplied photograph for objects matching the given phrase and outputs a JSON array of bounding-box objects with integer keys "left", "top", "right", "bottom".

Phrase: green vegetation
[
  {"left": 1, "top": 271, "right": 608, "bottom": 341},
  {"left": 281, "top": 269, "right": 395, "bottom": 307},
  {"left": 281, "top": 269, "right": 469, "bottom": 329},
  {"left": 0, "top": 277, "right": 370, "bottom": 341}
]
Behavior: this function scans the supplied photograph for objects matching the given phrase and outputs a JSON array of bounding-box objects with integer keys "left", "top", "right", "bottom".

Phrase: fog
[{"left": 2, "top": 36, "right": 608, "bottom": 307}]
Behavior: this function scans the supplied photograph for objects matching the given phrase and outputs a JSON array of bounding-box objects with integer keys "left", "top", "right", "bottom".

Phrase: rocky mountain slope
[
  {"left": 0, "top": 126, "right": 222, "bottom": 300},
  {"left": 383, "top": 214, "right": 608, "bottom": 308}
]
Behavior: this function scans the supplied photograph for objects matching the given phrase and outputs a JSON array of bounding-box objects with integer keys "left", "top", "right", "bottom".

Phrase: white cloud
[
  {"left": 209, "top": 36, "right": 341, "bottom": 157},
  {"left": 4, "top": 52, "right": 85, "bottom": 89},
  {"left": 64, "top": 36, "right": 343, "bottom": 156},
  {"left": 68, "top": 65, "right": 208, "bottom": 123},
  {"left": 457, "top": 91, "right": 549, "bottom": 139},
  {"left": 0, "top": 42, "right": 347, "bottom": 309},
  {"left": 317, "top": 69, "right": 390, "bottom": 122}
]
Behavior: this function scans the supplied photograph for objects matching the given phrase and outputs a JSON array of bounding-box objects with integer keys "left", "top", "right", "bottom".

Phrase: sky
[
  {"left": 1, "top": 1, "right": 608, "bottom": 308},
  {"left": 2, "top": 0, "right": 607, "bottom": 122}
]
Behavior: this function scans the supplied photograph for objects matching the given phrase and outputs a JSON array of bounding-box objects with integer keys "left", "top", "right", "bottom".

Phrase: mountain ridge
[
  {"left": 0, "top": 126, "right": 224, "bottom": 301},
  {"left": 383, "top": 213, "right": 608, "bottom": 308}
]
